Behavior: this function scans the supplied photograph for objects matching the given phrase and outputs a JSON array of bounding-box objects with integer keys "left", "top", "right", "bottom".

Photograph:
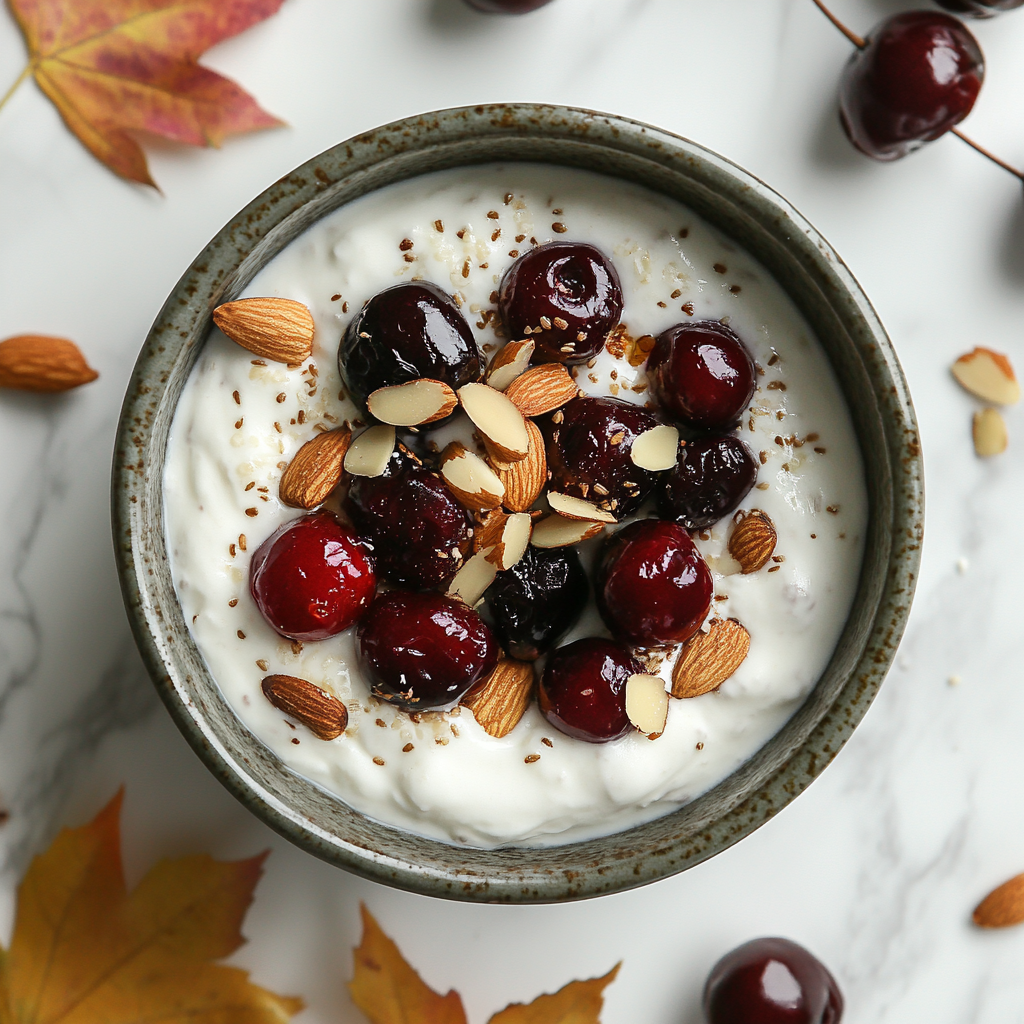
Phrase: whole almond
[
  {"left": 213, "top": 297, "right": 315, "bottom": 364},
  {"left": 462, "top": 657, "right": 535, "bottom": 738},
  {"left": 504, "top": 362, "right": 579, "bottom": 417},
  {"left": 0, "top": 335, "right": 98, "bottom": 392},
  {"left": 671, "top": 618, "right": 751, "bottom": 698},
  {"left": 493, "top": 418, "right": 547, "bottom": 512},
  {"left": 279, "top": 426, "right": 352, "bottom": 509},
  {"left": 973, "top": 872, "right": 1024, "bottom": 928},
  {"left": 261, "top": 674, "right": 348, "bottom": 740},
  {"left": 728, "top": 510, "right": 777, "bottom": 573}
]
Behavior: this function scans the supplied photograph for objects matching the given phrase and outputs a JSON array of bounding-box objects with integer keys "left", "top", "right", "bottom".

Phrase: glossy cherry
[
  {"left": 498, "top": 242, "right": 622, "bottom": 365},
  {"left": 544, "top": 396, "right": 661, "bottom": 518},
  {"left": 935, "top": 0, "right": 1023, "bottom": 14},
  {"left": 357, "top": 590, "right": 498, "bottom": 712},
  {"left": 704, "top": 937, "right": 844, "bottom": 1024},
  {"left": 647, "top": 321, "right": 756, "bottom": 431},
  {"left": 465, "top": 0, "right": 554, "bottom": 10},
  {"left": 596, "top": 519, "right": 713, "bottom": 646},
  {"left": 538, "top": 638, "right": 640, "bottom": 742},
  {"left": 249, "top": 512, "right": 376, "bottom": 641},
  {"left": 345, "top": 446, "right": 471, "bottom": 589},
  {"left": 485, "top": 545, "right": 589, "bottom": 661},
  {"left": 339, "top": 281, "right": 483, "bottom": 412},
  {"left": 839, "top": 12, "right": 984, "bottom": 162},
  {"left": 657, "top": 434, "right": 759, "bottom": 530}
]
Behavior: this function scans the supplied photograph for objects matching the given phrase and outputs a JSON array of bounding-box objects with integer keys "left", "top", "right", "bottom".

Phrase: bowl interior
[{"left": 113, "top": 104, "right": 922, "bottom": 903}]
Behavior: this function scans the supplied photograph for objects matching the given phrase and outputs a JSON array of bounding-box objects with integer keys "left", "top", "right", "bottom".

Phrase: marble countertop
[{"left": 1, "top": 0, "right": 1021, "bottom": 1019}]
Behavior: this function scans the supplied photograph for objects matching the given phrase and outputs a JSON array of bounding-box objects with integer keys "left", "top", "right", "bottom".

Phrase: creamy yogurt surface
[{"left": 164, "top": 163, "right": 867, "bottom": 848}]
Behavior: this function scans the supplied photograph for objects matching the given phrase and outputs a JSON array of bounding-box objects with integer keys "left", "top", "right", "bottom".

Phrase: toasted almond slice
[
  {"left": 530, "top": 513, "right": 606, "bottom": 548},
  {"left": 504, "top": 362, "right": 579, "bottom": 417},
  {"left": 446, "top": 550, "right": 498, "bottom": 606},
  {"left": 492, "top": 418, "right": 547, "bottom": 512},
  {"left": 458, "top": 382, "right": 530, "bottom": 462},
  {"left": 0, "top": 335, "right": 99, "bottom": 392},
  {"left": 279, "top": 426, "right": 352, "bottom": 509},
  {"left": 462, "top": 657, "right": 535, "bottom": 738},
  {"left": 213, "top": 297, "right": 314, "bottom": 364},
  {"left": 728, "top": 509, "right": 777, "bottom": 573},
  {"left": 440, "top": 441, "right": 505, "bottom": 510},
  {"left": 487, "top": 339, "right": 535, "bottom": 391},
  {"left": 625, "top": 673, "right": 669, "bottom": 737},
  {"left": 367, "top": 378, "right": 458, "bottom": 426},
  {"left": 630, "top": 424, "right": 680, "bottom": 472},
  {"left": 344, "top": 424, "right": 396, "bottom": 477},
  {"left": 261, "top": 674, "right": 348, "bottom": 740},
  {"left": 547, "top": 491, "right": 618, "bottom": 524},
  {"left": 952, "top": 347, "right": 1020, "bottom": 405},
  {"left": 476, "top": 510, "right": 532, "bottom": 570},
  {"left": 672, "top": 619, "right": 750, "bottom": 698},
  {"left": 973, "top": 407, "right": 1008, "bottom": 457},
  {"left": 973, "top": 872, "right": 1024, "bottom": 928}
]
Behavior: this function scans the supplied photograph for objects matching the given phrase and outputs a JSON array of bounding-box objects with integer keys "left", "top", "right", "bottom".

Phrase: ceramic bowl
[{"left": 113, "top": 104, "right": 923, "bottom": 903}]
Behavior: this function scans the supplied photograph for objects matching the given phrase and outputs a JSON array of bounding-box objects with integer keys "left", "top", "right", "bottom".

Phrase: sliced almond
[
  {"left": 279, "top": 426, "right": 352, "bottom": 509},
  {"left": 630, "top": 424, "right": 681, "bottom": 472},
  {"left": 213, "top": 297, "right": 314, "bottom": 364},
  {"left": 461, "top": 657, "right": 535, "bottom": 738},
  {"left": 504, "top": 362, "right": 579, "bottom": 417},
  {"left": 492, "top": 418, "right": 547, "bottom": 512},
  {"left": 625, "top": 673, "right": 669, "bottom": 737},
  {"left": 446, "top": 550, "right": 497, "bottom": 606},
  {"left": 973, "top": 407, "right": 1008, "bottom": 457},
  {"left": 671, "top": 619, "right": 750, "bottom": 698},
  {"left": 458, "top": 382, "right": 530, "bottom": 461},
  {"left": 0, "top": 335, "right": 99, "bottom": 392},
  {"left": 728, "top": 510, "right": 777, "bottom": 573},
  {"left": 367, "top": 378, "right": 457, "bottom": 426},
  {"left": 344, "top": 424, "right": 396, "bottom": 477},
  {"left": 952, "top": 347, "right": 1020, "bottom": 405},
  {"left": 261, "top": 674, "right": 348, "bottom": 740},
  {"left": 530, "top": 513, "right": 606, "bottom": 548},
  {"left": 973, "top": 872, "right": 1024, "bottom": 928},
  {"left": 476, "top": 510, "right": 532, "bottom": 570},
  {"left": 487, "top": 339, "right": 535, "bottom": 391},
  {"left": 547, "top": 491, "right": 618, "bottom": 524},
  {"left": 440, "top": 441, "right": 505, "bottom": 510}
]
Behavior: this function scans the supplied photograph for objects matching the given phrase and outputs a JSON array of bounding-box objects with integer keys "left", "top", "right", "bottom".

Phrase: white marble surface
[{"left": 0, "top": 0, "right": 1021, "bottom": 1019}]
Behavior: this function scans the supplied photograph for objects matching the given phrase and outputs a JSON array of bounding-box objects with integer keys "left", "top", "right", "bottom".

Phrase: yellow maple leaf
[
  {"left": 0, "top": 790, "right": 303, "bottom": 1024},
  {"left": 486, "top": 966, "right": 621, "bottom": 1024}
]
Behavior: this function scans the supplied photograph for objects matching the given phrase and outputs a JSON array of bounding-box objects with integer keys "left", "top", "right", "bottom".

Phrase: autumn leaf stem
[{"left": 0, "top": 64, "right": 31, "bottom": 116}]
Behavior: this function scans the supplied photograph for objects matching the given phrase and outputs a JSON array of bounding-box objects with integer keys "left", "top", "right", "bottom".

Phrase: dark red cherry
[
  {"left": 538, "top": 638, "right": 640, "bottom": 742},
  {"left": 498, "top": 242, "right": 622, "bottom": 365},
  {"left": 647, "top": 321, "right": 756, "bottom": 431},
  {"left": 704, "top": 937, "right": 844, "bottom": 1024},
  {"left": 465, "top": 0, "right": 554, "bottom": 10},
  {"left": 339, "top": 281, "right": 483, "bottom": 413},
  {"left": 934, "top": 0, "right": 1023, "bottom": 14},
  {"left": 839, "top": 12, "right": 984, "bottom": 162},
  {"left": 596, "top": 519, "right": 712, "bottom": 646},
  {"left": 357, "top": 590, "right": 498, "bottom": 712},
  {"left": 657, "top": 435, "right": 758, "bottom": 530},
  {"left": 485, "top": 545, "right": 589, "bottom": 661},
  {"left": 345, "top": 446, "right": 471, "bottom": 589},
  {"left": 249, "top": 512, "right": 376, "bottom": 641},
  {"left": 544, "top": 396, "right": 661, "bottom": 518}
]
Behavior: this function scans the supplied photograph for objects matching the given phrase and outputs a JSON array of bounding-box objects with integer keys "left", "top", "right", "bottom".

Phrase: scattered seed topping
[
  {"left": 434, "top": 219, "right": 444, "bottom": 232},
  {"left": 256, "top": 659, "right": 268, "bottom": 670},
  {"left": 713, "top": 263, "right": 727, "bottom": 274},
  {"left": 671, "top": 289, "right": 682, "bottom": 299},
  {"left": 610, "top": 431, "right": 625, "bottom": 446},
  {"left": 487, "top": 210, "right": 499, "bottom": 219},
  {"left": 373, "top": 756, "right": 385, "bottom": 766},
  {"left": 237, "top": 630, "right": 246, "bottom": 639},
  {"left": 399, "top": 238, "right": 414, "bottom": 251},
  {"left": 541, "top": 737, "right": 553, "bottom": 748},
  {"left": 403, "top": 743, "right": 414, "bottom": 752},
  {"left": 504, "top": 193, "right": 514, "bottom": 205},
  {"left": 681, "top": 302, "right": 694, "bottom": 315},
  {"left": 245, "top": 508, "right": 258, "bottom": 517},
  {"left": 228, "top": 598, "right": 238, "bottom": 607},
  {"left": 525, "top": 754, "right": 541, "bottom": 763},
  {"left": 232, "top": 390, "right": 240, "bottom": 405},
  {"left": 552, "top": 222, "right": 567, "bottom": 233},
  {"left": 827, "top": 505, "right": 840, "bottom": 515}
]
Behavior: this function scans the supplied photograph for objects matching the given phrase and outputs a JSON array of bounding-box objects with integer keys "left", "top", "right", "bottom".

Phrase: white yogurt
[{"left": 164, "top": 164, "right": 867, "bottom": 848}]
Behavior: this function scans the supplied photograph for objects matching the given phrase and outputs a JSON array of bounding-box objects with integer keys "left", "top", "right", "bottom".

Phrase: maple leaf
[
  {"left": 2, "top": 0, "right": 285, "bottom": 187},
  {"left": 349, "top": 906, "right": 620, "bottom": 1024},
  {"left": 0, "top": 790, "right": 303, "bottom": 1024}
]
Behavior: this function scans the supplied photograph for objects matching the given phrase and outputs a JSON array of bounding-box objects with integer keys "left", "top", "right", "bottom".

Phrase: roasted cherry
[
  {"left": 485, "top": 545, "right": 589, "bottom": 661},
  {"left": 498, "top": 242, "right": 622, "bottom": 365},
  {"left": 465, "top": 0, "right": 554, "bottom": 10},
  {"left": 339, "top": 281, "right": 483, "bottom": 412},
  {"left": 357, "top": 590, "right": 498, "bottom": 712},
  {"left": 704, "top": 937, "right": 844, "bottom": 1024},
  {"left": 657, "top": 435, "right": 758, "bottom": 530},
  {"left": 249, "top": 512, "right": 376, "bottom": 641},
  {"left": 345, "top": 446, "right": 471, "bottom": 589},
  {"left": 544, "top": 396, "right": 660, "bottom": 518},
  {"left": 839, "top": 12, "right": 984, "bottom": 162},
  {"left": 596, "top": 519, "right": 713, "bottom": 646},
  {"left": 647, "top": 321, "right": 756, "bottom": 431},
  {"left": 538, "top": 638, "right": 640, "bottom": 742},
  {"left": 935, "top": 0, "right": 1023, "bottom": 14}
]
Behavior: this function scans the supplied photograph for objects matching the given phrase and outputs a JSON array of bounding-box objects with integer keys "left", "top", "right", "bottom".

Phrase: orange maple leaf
[
  {"left": 349, "top": 906, "right": 620, "bottom": 1024},
  {"left": 0, "top": 790, "right": 303, "bottom": 1024},
  {"left": 3, "top": 0, "right": 285, "bottom": 187}
]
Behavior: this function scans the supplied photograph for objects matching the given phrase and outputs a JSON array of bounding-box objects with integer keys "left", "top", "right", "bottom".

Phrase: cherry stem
[
  {"left": 808, "top": 0, "right": 864, "bottom": 47},
  {"left": 0, "top": 64, "right": 31, "bottom": 117}
]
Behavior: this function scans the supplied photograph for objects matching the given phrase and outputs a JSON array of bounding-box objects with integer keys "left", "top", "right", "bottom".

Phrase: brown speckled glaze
[{"left": 112, "top": 105, "right": 923, "bottom": 903}]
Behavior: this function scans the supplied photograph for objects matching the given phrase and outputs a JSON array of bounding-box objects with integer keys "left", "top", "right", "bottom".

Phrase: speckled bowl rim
[{"left": 113, "top": 103, "right": 923, "bottom": 903}]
